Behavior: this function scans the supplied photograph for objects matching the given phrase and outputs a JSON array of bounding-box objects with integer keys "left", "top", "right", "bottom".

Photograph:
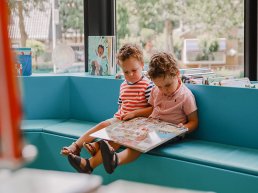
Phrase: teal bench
[{"left": 20, "top": 75, "right": 258, "bottom": 193}]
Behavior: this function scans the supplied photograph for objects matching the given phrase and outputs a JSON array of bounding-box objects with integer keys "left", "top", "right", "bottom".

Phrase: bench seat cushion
[
  {"left": 22, "top": 119, "right": 258, "bottom": 177},
  {"left": 21, "top": 119, "right": 66, "bottom": 132},
  {"left": 42, "top": 119, "right": 97, "bottom": 138},
  {"left": 151, "top": 139, "right": 258, "bottom": 176}
]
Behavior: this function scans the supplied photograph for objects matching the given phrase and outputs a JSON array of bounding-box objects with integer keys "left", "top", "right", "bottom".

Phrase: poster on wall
[
  {"left": 13, "top": 48, "right": 32, "bottom": 76},
  {"left": 88, "top": 36, "right": 116, "bottom": 76}
]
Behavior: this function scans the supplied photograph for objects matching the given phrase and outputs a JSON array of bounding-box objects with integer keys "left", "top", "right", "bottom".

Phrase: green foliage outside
[
  {"left": 26, "top": 40, "right": 45, "bottom": 65},
  {"left": 196, "top": 37, "right": 220, "bottom": 61},
  {"left": 117, "top": 3, "right": 130, "bottom": 42},
  {"left": 8, "top": 0, "right": 244, "bottom": 75},
  {"left": 59, "top": 0, "right": 84, "bottom": 42},
  {"left": 116, "top": 0, "right": 244, "bottom": 62}
]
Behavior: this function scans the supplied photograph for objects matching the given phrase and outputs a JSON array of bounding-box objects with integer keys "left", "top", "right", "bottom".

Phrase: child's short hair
[
  {"left": 116, "top": 43, "right": 144, "bottom": 65},
  {"left": 148, "top": 52, "right": 179, "bottom": 79},
  {"left": 98, "top": 45, "right": 104, "bottom": 50}
]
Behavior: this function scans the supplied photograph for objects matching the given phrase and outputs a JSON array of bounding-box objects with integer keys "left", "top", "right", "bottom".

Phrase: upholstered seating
[{"left": 20, "top": 75, "right": 258, "bottom": 193}]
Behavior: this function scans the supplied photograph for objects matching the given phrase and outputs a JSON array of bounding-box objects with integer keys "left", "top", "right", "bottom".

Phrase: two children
[
  {"left": 97, "top": 52, "right": 198, "bottom": 174},
  {"left": 61, "top": 43, "right": 153, "bottom": 173},
  {"left": 62, "top": 44, "right": 198, "bottom": 174}
]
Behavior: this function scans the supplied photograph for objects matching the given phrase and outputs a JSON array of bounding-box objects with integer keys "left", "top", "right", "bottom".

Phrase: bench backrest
[
  {"left": 188, "top": 84, "right": 258, "bottom": 149},
  {"left": 21, "top": 76, "right": 258, "bottom": 149},
  {"left": 21, "top": 76, "right": 70, "bottom": 119},
  {"left": 69, "top": 76, "right": 121, "bottom": 122}
]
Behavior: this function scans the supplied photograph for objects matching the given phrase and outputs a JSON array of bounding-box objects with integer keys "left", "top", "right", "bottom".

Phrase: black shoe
[{"left": 99, "top": 140, "right": 118, "bottom": 174}]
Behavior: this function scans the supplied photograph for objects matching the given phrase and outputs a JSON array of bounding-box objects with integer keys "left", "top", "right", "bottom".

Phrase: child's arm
[
  {"left": 180, "top": 110, "right": 198, "bottom": 133},
  {"left": 121, "top": 106, "right": 153, "bottom": 121}
]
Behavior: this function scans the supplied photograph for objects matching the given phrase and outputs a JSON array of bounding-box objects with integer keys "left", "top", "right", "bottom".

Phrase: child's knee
[
  {"left": 99, "top": 120, "right": 111, "bottom": 128},
  {"left": 109, "top": 141, "right": 121, "bottom": 150}
]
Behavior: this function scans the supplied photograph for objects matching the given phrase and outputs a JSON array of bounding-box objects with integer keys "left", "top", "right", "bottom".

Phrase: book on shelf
[
  {"left": 180, "top": 68, "right": 214, "bottom": 76},
  {"left": 90, "top": 117, "right": 188, "bottom": 153},
  {"left": 203, "top": 75, "right": 230, "bottom": 85},
  {"left": 180, "top": 68, "right": 257, "bottom": 88},
  {"left": 13, "top": 48, "right": 32, "bottom": 76},
  {"left": 180, "top": 68, "right": 215, "bottom": 84},
  {"left": 181, "top": 73, "right": 215, "bottom": 84},
  {"left": 203, "top": 76, "right": 254, "bottom": 87},
  {"left": 88, "top": 36, "right": 116, "bottom": 76},
  {"left": 220, "top": 77, "right": 253, "bottom": 88}
]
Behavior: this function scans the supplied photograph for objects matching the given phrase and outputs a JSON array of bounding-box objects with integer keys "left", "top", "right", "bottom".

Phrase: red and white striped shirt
[{"left": 114, "top": 76, "right": 153, "bottom": 120}]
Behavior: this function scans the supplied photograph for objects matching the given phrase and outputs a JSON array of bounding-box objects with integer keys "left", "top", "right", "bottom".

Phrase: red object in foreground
[{"left": 0, "top": 0, "right": 23, "bottom": 162}]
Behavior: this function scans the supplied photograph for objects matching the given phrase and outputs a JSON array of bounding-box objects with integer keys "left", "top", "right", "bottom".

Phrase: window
[
  {"left": 8, "top": 0, "right": 85, "bottom": 73},
  {"left": 116, "top": 0, "right": 245, "bottom": 77}
]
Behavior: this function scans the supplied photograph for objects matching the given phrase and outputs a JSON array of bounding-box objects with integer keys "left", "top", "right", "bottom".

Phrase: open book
[{"left": 90, "top": 117, "right": 188, "bottom": 153}]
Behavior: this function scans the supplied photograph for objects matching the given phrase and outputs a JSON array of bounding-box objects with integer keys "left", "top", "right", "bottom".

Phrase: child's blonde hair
[
  {"left": 116, "top": 43, "right": 144, "bottom": 65},
  {"left": 148, "top": 52, "right": 179, "bottom": 79}
]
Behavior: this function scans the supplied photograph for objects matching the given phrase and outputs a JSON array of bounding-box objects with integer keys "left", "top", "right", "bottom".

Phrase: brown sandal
[
  {"left": 83, "top": 141, "right": 100, "bottom": 156},
  {"left": 68, "top": 154, "right": 93, "bottom": 174},
  {"left": 61, "top": 142, "right": 81, "bottom": 156}
]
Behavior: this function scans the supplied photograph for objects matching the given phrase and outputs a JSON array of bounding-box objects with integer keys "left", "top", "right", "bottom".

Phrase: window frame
[
  {"left": 84, "top": 0, "right": 257, "bottom": 81},
  {"left": 84, "top": 0, "right": 115, "bottom": 72},
  {"left": 245, "top": 0, "right": 258, "bottom": 81}
]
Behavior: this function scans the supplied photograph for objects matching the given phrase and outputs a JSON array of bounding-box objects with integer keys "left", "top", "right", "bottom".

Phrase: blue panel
[
  {"left": 187, "top": 84, "right": 258, "bottom": 149},
  {"left": 150, "top": 139, "right": 258, "bottom": 176},
  {"left": 21, "top": 119, "right": 65, "bottom": 132},
  {"left": 25, "top": 132, "right": 258, "bottom": 193},
  {"left": 41, "top": 133, "right": 93, "bottom": 172},
  {"left": 70, "top": 76, "right": 122, "bottom": 122},
  {"left": 103, "top": 153, "right": 258, "bottom": 193},
  {"left": 43, "top": 119, "right": 97, "bottom": 138},
  {"left": 20, "top": 76, "right": 70, "bottom": 119}
]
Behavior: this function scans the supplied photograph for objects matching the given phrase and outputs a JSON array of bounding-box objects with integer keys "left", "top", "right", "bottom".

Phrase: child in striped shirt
[{"left": 61, "top": 43, "right": 153, "bottom": 173}]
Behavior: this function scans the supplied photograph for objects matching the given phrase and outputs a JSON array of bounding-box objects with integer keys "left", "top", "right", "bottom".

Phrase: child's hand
[
  {"left": 121, "top": 112, "right": 136, "bottom": 121},
  {"left": 178, "top": 123, "right": 184, "bottom": 128}
]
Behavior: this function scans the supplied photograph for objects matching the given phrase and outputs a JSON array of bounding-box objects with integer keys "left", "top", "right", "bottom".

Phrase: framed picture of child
[{"left": 88, "top": 36, "right": 116, "bottom": 76}]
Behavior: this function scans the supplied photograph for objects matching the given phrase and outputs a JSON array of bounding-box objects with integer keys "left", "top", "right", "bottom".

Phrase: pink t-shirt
[{"left": 148, "top": 83, "right": 197, "bottom": 125}]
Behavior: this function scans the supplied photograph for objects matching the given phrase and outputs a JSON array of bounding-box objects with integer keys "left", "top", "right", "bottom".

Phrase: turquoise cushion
[
  {"left": 43, "top": 119, "right": 97, "bottom": 138},
  {"left": 69, "top": 76, "right": 121, "bottom": 122},
  {"left": 21, "top": 119, "right": 65, "bottom": 132},
  {"left": 187, "top": 84, "right": 258, "bottom": 149},
  {"left": 151, "top": 139, "right": 258, "bottom": 176},
  {"left": 20, "top": 76, "right": 70, "bottom": 119},
  {"left": 22, "top": 119, "right": 258, "bottom": 176}
]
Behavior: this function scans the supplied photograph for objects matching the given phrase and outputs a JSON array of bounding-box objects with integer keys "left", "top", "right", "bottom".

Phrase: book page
[{"left": 91, "top": 117, "right": 187, "bottom": 153}]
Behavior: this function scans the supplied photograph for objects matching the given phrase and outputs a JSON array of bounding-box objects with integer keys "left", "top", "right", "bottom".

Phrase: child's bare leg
[
  {"left": 61, "top": 120, "right": 111, "bottom": 155},
  {"left": 93, "top": 61, "right": 100, "bottom": 75},
  {"left": 75, "top": 120, "right": 111, "bottom": 146},
  {"left": 117, "top": 148, "right": 141, "bottom": 165}
]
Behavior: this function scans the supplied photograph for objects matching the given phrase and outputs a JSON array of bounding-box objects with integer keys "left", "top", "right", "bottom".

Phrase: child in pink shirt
[
  {"left": 147, "top": 52, "right": 198, "bottom": 131},
  {"left": 97, "top": 52, "right": 198, "bottom": 174}
]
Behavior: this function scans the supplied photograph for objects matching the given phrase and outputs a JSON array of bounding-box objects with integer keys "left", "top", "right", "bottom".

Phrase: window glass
[
  {"left": 116, "top": 0, "right": 244, "bottom": 77},
  {"left": 8, "top": 0, "right": 85, "bottom": 73}
]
